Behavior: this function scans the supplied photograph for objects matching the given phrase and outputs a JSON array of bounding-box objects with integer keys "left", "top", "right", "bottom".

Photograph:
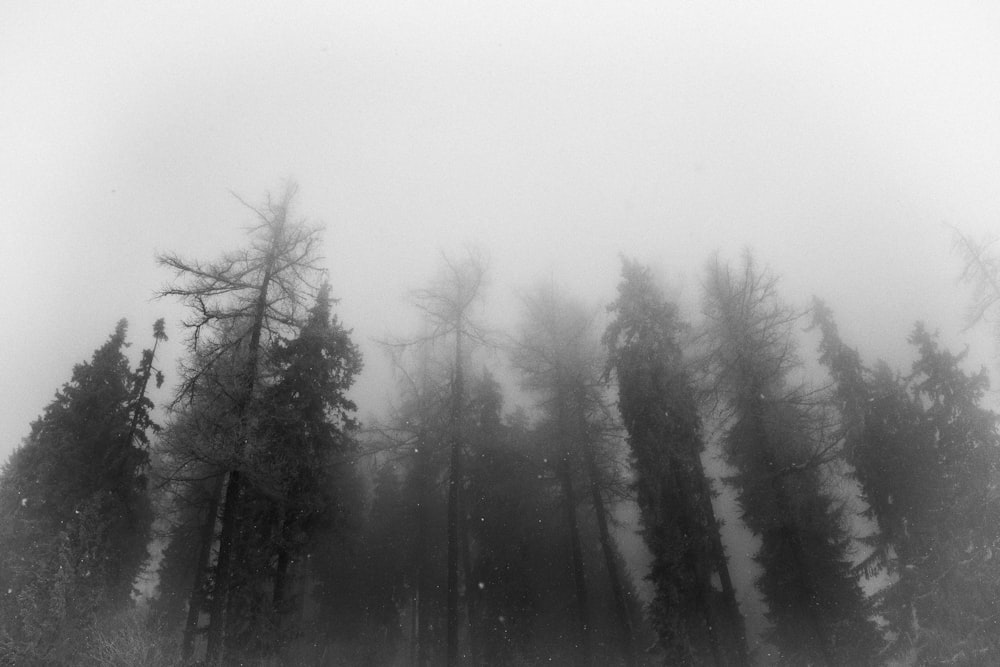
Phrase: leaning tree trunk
[
  {"left": 694, "top": 456, "right": 750, "bottom": 666},
  {"left": 556, "top": 386, "right": 592, "bottom": 667},
  {"left": 751, "top": 395, "right": 834, "bottom": 667},
  {"left": 205, "top": 255, "right": 276, "bottom": 664},
  {"left": 583, "top": 444, "right": 636, "bottom": 667}
]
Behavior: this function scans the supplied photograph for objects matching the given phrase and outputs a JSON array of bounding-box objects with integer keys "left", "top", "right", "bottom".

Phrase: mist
[{"left": 4, "top": 2, "right": 1000, "bottom": 665}]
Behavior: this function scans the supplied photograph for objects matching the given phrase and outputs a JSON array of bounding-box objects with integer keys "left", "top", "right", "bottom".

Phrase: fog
[{"left": 3, "top": 2, "right": 1000, "bottom": 665}]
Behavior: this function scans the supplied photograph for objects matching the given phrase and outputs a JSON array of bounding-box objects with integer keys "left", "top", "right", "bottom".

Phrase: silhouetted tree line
[{"left": 2, "top": 188, "right": 1000, "bottom": 666}]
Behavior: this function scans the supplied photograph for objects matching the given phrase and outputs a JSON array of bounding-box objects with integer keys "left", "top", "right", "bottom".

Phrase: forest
[{"left": 2, "top": 187, "right": 1000, "bottom": 667}]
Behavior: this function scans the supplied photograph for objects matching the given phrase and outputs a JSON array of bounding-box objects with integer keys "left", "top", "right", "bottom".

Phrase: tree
[
  {"left": 462, "top": 373, "right": 547, "bottom": 663},
  {"left": 814, "top": 301, "right": 1000, "bottom": 662},
  {"left": 396, "top": 249, "right": 489, "bottom": 666},
  {"left": 702, "top": 254, "right": 880, "bottom": 665},
  {"left": 951, "top": 226, "right": 1000, "bottom": 342},
  {"left": 157, "top": 183, "right": 325, "bottom": 664},
  {"left": 372, "top": 351, "right": 454, "bottom": 666},
  {"left": 236, "top": 281, "right": 362, "bottom": 657},
  {"left": 604, "top": 258, "right": 747, "bottom": 666},
  {"left": 0, "top": 319, "right": 163, "bottom": 663},
  {"left": 511, "top": 283, "right": 638, "bottom": 666},
  {"left": 151, "top": 351, "right": 241, "bottom": 660},
  {"left": 511, "top": 285, "right": 595, "bottom": 664}
]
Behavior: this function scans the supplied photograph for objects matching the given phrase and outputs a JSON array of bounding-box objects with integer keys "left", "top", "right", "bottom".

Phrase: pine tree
[
  {"left": 223, "top": 281, "right": 362, "bottom": 659},
  {"left": 604, "top": 258, "right": 747, "bottom": 665},
  {"left": 0, "top": 320, "right": 162, "bottom": 663},
  {"left": 702, "top": 254, "right": 880, "bottom": 665},
  {"left": 815, "top": 301, "right": 1000, "bottom": 662},
  {"left": 906, "top": 325, "right": 1000, "bottom": 662}
]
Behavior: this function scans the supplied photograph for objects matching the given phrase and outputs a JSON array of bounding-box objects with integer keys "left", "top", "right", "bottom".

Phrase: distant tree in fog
[
  {"left": 604, "top": 258, "right": 748, "bottom": 666},
  {"left": 364, "top": 343, "right": 454, "bottom": 665},
  {"left": 511, "top": 283, "right": 640, "bottom": 667},
  {"left": 391, "top": 249, "right": 489, "bottom": 665},
  {"left": 952, "top": 226, "right": 1000, "bottom": 341},
  {"left": 0, "top": 319, "right": 164, "bottom": 663},
  {"left": 702, "top": 253, "right": 880, "bottom": 665}
]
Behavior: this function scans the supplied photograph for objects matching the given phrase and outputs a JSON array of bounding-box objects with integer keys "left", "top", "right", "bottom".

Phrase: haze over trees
[{"left": 3, "top": 188, "right": 1000, "bottom": 666}]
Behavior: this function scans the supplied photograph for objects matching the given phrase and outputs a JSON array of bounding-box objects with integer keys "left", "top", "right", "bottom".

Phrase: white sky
[{"left": 4, "top": 0, "right": 1000, "bottom": 469}]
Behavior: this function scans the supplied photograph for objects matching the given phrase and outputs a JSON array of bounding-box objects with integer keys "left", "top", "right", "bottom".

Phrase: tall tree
[
  {"left": 512, "top": 283, "right": 638, "bottom": 666},
  {"left": 370, "top": 340, "right": 454, "bottom": 666},
  {"left": 400, "top": 249, "right": 488, "bottom": 666},
  {"left": 462, "top": 373, "right": 547, "bottom": 663},
  {"left": 151, "top": 351, "right": 241, "bottom": 660},
  {"left": 604, "top": 258, "right": 747, "bottom": 666},
  {"left": 0, "top": 320, "right": 163, "bottom": 663},
  {"left": 157, "top": 184, "right": 324, "bottom": 664},
  {"left": 237, "top": 281, "right": 362, "bottom": 657},
  {"left": 702, "top": 254, "right": 880, "bottom": 665},
  {"left": 815, "top": 301, "right": 1000, "bottom": 662},
  {"left": 511, "top": 285, "right": 595, "bottom": 665}
]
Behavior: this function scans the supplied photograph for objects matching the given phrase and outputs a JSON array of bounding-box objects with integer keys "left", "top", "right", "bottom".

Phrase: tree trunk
[
  {"left": 584, "top": 445, "right": 636, "bottom": 667},
  {"left": 752, "top": 397, "right": 834, "bottom": 667},
  {"left": 205, "top": 247, "right": 277, "bottom": 665},
  {"left": 414, "top": 442, "right": 433, "bottom": 667},
  {"left": 558, "top": 453, "right": 591, "bottom": 665},
  {"left": 669, "top": 459, "right": 724, "bottom": 666},
  {"left": 205, "top": 469, "right": 242, "bottom": 661},
  {"left": 273, "top": 508, "right": 293, "bottom": 619},
  {"left": 460, "top": 496, "right": 478, "bottom": 662},
  {"left": 447, "top": 322, "right": 464, "bottom": 666},
  {"left": 694, "top": 457, "right": 750, "bottom": 666},
  {"left": 182, "top": 475, "right": 223, "bottom": 661}
]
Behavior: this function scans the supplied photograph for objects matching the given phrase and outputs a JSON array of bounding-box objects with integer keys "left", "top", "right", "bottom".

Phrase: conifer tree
[
  {"left": 604, "top": 258, "right": 747, "bottom": 666},
  {"left": 814, "top": 301, "right": 1000, "bottom": 662},
  {"left": 0, "top": 319, "right": 163, "bottom": 663},
  {"left": 224, "top": 281, "right": 362, "bottom": 659},
  {"left": 702, "top": 254, "right": 879, "bottom": 665}
]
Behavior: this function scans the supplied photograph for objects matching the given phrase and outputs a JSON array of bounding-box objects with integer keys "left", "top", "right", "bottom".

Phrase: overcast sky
[{"left": 4, "top": 0, "right": 1000, "bottom": 472}]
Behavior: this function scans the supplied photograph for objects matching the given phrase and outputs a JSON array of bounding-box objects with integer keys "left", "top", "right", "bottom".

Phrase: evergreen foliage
[
  {"left": 815, "top": 302, "right": 1000, "bottom": 663},
  {"left": 10, "top": 199, "right": 1000, "bottom": 665},
  {"left": 605, "top": 258, "right": 747, "bottom": 666},
  {"left": 702, "top": 255, "right": 881, "bottom": 665},
  {"left": 0, "top": 320, "right": 161, "bottom": 664}
]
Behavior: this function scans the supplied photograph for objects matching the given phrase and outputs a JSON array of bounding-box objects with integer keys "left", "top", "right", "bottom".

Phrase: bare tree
[
  {"left": 511, "top": 283, "right": 636, "bottom": 667},
  {"left": 388, "top": 248, "right": 489, "bottom": 666},
  {"left": 156, "top": 184, "right": 324, "bottom": 665},
  {"left": 952, "top": 225, "right": 1000, "bottom": 341}
]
